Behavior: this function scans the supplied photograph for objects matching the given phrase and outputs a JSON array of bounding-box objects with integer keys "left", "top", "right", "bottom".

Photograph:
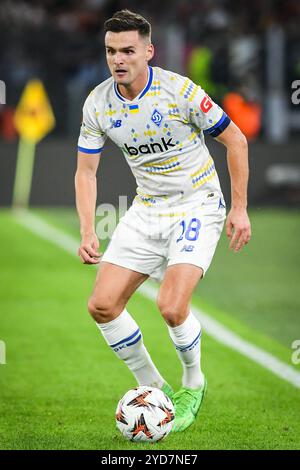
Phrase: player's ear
[{"left": 146, "top": 43, "right": 154, "bottom": 62}]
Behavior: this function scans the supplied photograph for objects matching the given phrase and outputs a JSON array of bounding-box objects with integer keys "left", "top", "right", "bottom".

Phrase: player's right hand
[{"left": 78, "top": 233, "right": 102, "bottom": 264}]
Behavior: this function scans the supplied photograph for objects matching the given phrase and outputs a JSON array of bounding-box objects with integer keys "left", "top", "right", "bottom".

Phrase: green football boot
[
  {"left": 171, "top": 378, "right": 207, "bottom": 432},
  {"left": 161, "top": 382, "right": 175, "bottom": 401}
]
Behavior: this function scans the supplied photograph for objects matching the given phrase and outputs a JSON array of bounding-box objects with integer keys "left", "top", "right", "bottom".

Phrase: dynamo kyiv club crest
[{"left": 151, "top": 109, "right": 163, "bottom": 127}]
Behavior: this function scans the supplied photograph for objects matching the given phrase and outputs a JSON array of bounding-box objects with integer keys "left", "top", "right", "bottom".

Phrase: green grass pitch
[{"left": 0, "top": 208, "right": 299, "bottom": 450}]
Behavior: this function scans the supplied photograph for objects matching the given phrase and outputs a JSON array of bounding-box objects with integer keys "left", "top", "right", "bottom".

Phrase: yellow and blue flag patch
[{"left": 129, "top": 104, "right": 139, "bottom": 114}]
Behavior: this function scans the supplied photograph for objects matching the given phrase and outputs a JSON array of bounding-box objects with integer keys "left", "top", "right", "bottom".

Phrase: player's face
[{"left": 105, "top": 30, "right": 154, "bottom": 90}]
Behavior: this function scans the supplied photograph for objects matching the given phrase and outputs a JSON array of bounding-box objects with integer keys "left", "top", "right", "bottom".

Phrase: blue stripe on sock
[
  {"left": 126, "top": 334, "right": 142, "bottom": 347},
  {"left": 175, "top": 330, "right": 202, "bottom": 352},
  {"left": 110, "top": 328, "right": 140, "bottom": 349}
]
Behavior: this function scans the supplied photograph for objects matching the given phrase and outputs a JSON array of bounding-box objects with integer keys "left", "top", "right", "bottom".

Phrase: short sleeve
[
  {"left": 77, "top": 91, "right": 106, "bottom": 154},
  {"left": 178, "top": 77, "right": 231, "bottom": 137}
]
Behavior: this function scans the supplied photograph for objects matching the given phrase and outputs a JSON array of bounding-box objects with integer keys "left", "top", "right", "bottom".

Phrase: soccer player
[{"left": 75, "top": 9, "right": 251, "bottom": 432}]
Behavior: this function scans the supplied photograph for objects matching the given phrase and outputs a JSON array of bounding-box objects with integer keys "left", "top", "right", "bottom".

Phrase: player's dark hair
[{"left": 104, "top": 9, "right": 151, "bottom": 39}]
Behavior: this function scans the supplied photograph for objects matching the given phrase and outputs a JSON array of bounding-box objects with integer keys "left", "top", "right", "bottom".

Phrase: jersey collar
[{"left": 113, "top": 66, "right": 153, "bottom": 103}]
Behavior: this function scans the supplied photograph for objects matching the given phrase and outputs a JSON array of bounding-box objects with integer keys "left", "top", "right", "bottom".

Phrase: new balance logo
[
  {"left": 218, "top": 198, "right": 226, "bottom": 209},
  {"left": 180, "top": 245, "right": 194, "bottom": 252},
  {"left": 124, "top": 137, "right": 175, "bottom": 156}
]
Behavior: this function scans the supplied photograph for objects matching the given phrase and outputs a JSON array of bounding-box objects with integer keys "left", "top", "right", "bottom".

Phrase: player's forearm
[
  {"left": 75, "top": 170, "right": 97, "bottom": 236},
  {"left": 226, "top": 135, "right": 249, "bottom": 210}
]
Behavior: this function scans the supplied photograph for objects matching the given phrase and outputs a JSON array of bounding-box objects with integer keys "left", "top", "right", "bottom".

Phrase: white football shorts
[{"left": 101, "top": 191, "right": 226, "bottom": 282}]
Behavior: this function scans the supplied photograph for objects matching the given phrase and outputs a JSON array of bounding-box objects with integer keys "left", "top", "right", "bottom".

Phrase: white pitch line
[{"left": 14, "top": 210, "right": 300, "bottom": 389}]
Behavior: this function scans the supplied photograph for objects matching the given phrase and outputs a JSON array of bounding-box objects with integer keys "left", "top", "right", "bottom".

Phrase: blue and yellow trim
[
  {"left": 143, "top": 156, "right": 181, "bottom": 174},
  {"left": 78, "top": 146, "right": 102, "bottom": 154},
  {"left": 113, "top": 66, "right": 153, "bottom": 102},
  {"left": 191, "top": 156, "right": 216, "bottom": 188}
]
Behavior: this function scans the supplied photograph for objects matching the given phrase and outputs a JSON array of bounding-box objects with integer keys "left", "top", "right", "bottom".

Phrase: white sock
[
  {"left": 96, "top": 309, "right": 165, "bottom": 388},
  {"left": 167, "top": 312, "right": 204, "bottom": 389}
]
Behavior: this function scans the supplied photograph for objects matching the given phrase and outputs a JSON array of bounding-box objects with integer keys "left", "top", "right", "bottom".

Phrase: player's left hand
[{"left": 226, "top": 208, "right": 251, "bottom": 252}]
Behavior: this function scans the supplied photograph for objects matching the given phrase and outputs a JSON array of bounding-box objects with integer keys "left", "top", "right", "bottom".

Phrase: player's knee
[
  {"left": 157, "top": 298, "right": 187, "bottom": 327},
  {"left": 87, "top": 296, "right": 117, "bottom": 323}
]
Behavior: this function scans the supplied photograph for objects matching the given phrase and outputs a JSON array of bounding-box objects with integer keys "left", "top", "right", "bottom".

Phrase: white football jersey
[{"left": 78, "top": 66, "right": 230, "bottom": 207}]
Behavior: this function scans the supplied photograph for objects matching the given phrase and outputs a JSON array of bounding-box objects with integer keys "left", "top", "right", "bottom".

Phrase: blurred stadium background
[{"left": 0, "top": 0, "right": 299, "bottom": 450}]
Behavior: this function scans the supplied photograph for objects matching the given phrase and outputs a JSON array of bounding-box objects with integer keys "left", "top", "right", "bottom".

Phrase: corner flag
[{"left": 13, "top": 80, "right": 56, "bottom": 208}]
